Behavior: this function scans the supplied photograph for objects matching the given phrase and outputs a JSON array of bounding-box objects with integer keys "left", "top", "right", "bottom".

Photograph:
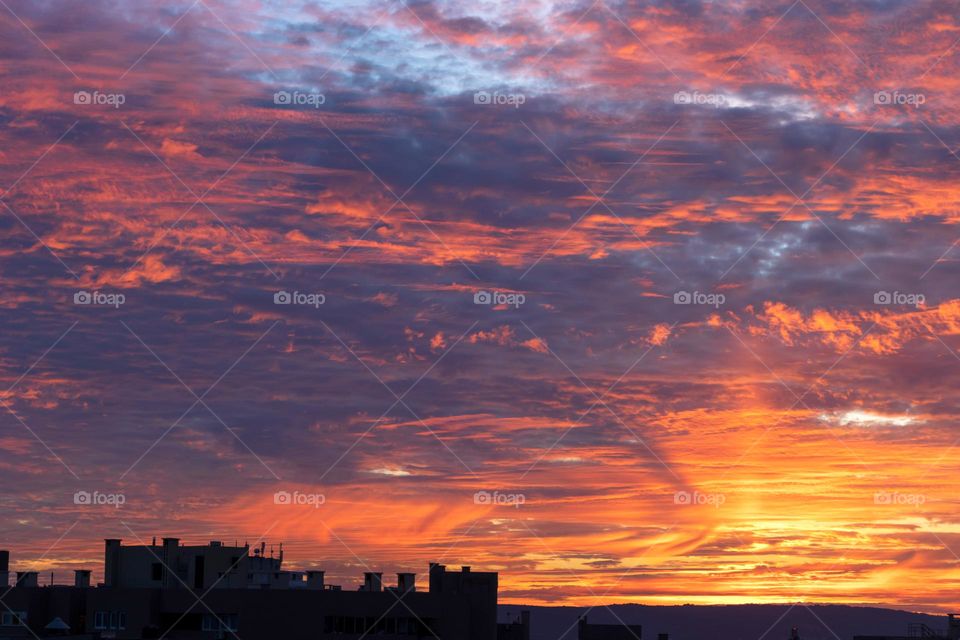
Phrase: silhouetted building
[
  {"left": 854, "top": 613, "right": 960, "bottom": 640},
  {"left": 0, "top": 580, "right": 90, "bottom": 638},
  {"left": 498, "top": 610, "right": 530, "bottom": 640},
  {"left": 103, "top": 538, "right": 287, "bottom": 590},
  {"left": 0, "top": 540, "right": 499, "bottom": 639},
  {"left": 0, "top": 549, "right": 9, "bottom": 587},
  {"left": 578, "top": 614, "right": 642, "bottom": 640}
]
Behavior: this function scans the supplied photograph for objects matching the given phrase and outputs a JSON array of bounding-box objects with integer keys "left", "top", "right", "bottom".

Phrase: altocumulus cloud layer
[{"left": 2, "top": 0, "right": 960, "bottom": 610}]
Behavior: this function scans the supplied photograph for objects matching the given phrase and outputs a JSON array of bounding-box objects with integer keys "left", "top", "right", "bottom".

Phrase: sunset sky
[{"left": 3, "top": 0, "right": 960, "bottom": 614}]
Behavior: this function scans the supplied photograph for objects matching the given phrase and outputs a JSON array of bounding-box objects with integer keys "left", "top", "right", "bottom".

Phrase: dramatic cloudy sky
[{"left": 2, "top": 0, "right": 960, "bottom": 613}]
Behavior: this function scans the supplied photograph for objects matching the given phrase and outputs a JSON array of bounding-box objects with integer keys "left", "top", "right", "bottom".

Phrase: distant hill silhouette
[{"left": 498, "top": 604, "right": 947, "bottom": 640}]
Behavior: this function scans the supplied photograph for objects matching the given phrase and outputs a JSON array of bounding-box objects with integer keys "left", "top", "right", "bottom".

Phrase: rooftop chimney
[
  {"left": 16, "top": 571, "right": 38, "bottom": 588},
  {"left": 363, "top": 572, "right": 383, "bottom": 592},
  {"left": 74, "top": 570, "right": 91, "bottom": 588},
  {"left": 0, "top": 550, "right": 8, "bottom": 587},
  {"left": 162, "top": 538, "right": 180, "bottom": 588},
  {"left": 397, "top": 572, "right": 416, "bottom": 593},
  {"left": 104, "top": 539, "right": 121, "bottom": 587},
  {"left": 103, "top": 538, "right": 121, "bottom": 587},
  {"left": 306, "top": 571, "right": 325, "bottom": 590},
  {"left": 429, "top": 563, "right": 446, "bottom": 593}
]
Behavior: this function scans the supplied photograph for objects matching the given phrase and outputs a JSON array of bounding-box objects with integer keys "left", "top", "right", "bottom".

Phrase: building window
[
  {"left": 1, "top": 611, "right": 27, "bottom": 626},
  {"left": 323, "top": 615, "right": 419, "bottom": 636},
  {"left": 152, "top": 562, "right": 163, "bottom": 581},
  {"left": 202, "top": 614, "right": 238, "bottom": 632},
  {"left": 94, "top": 611, "right": 126, "bottom": 630}
]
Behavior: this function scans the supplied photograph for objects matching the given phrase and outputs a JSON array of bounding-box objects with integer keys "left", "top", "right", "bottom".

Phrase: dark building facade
[
  {"left": 578, "top": 615, "right": 642, "bottom": 640},
  {"left": 1, "top": 581, "right": 90, "bottom": 639},
  {"left": 497, "top": 610, "right": 530, "bottom": 640},
  {"left": 0, "top": 538, "right": 497, "bottom": 640},
  {"left": 853, "top": 614, "right": 960, "bottom": 640}
]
